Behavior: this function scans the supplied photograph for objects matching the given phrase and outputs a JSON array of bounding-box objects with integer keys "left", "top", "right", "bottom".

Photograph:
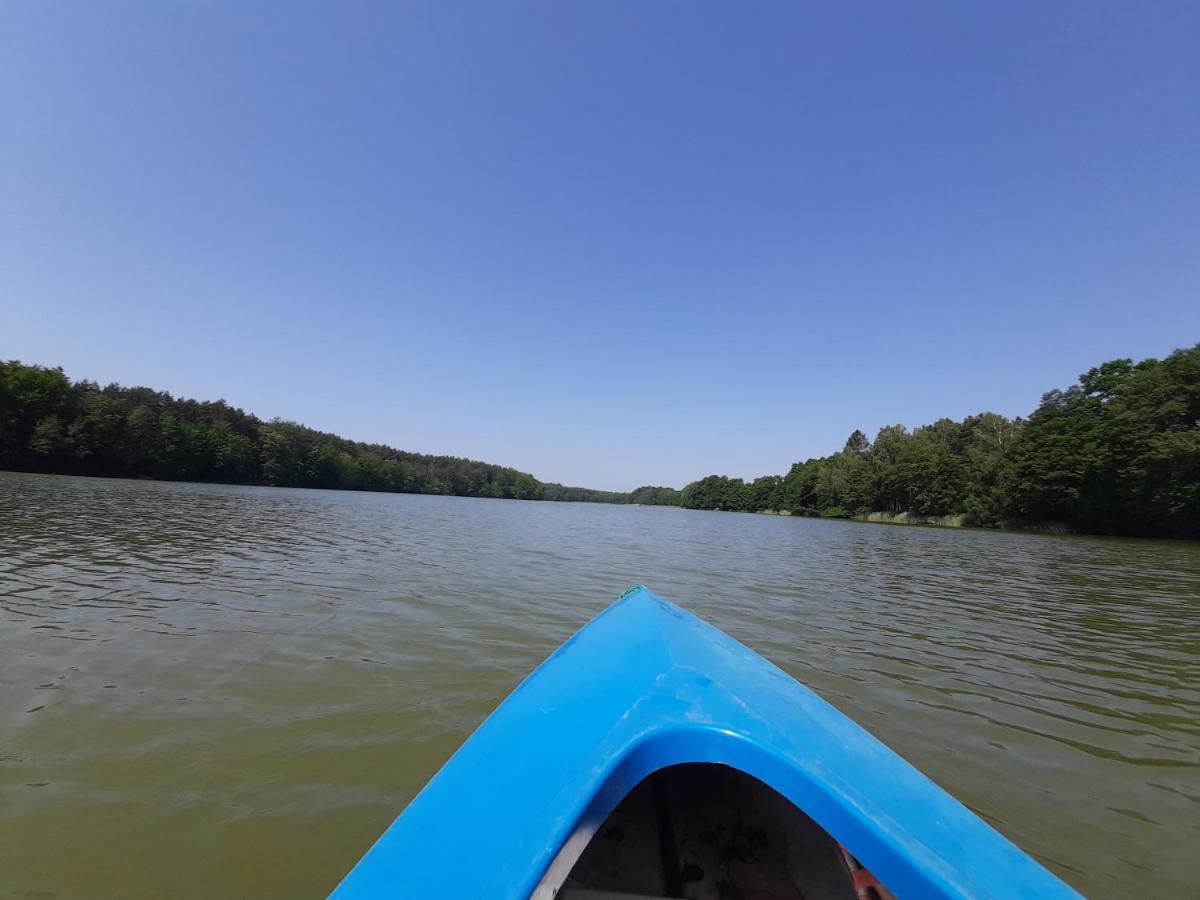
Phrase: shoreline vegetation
[
  {"left": 756, "top": 509, "right": 1075, "bottom": 535},
  {"left": 680, "top": 345, "right": 1197, "bottom": 540},
  {"left": 2, "top": 345, "right": 1196, "bottom": 538}
]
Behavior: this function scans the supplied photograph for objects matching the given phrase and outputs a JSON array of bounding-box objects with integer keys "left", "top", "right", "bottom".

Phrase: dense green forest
[
  {"left": 0, "top": 360, "right": 665, "bottom": 504},
  {"left": 2, "top": 346, "right": 1196, "bottom": 537},
  {"left": 680, "top": 346, "right": 1198, "bottom": 538}
]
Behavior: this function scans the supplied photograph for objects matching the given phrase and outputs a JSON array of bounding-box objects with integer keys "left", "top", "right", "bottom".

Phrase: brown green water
[{"left": 1, "top": 472, "right": 1197, "bottom": 898}]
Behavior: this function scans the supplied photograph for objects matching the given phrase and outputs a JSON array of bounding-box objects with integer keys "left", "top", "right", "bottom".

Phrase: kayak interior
[{"left": 545, "top": 763, "right": 891, "bottom": 900}]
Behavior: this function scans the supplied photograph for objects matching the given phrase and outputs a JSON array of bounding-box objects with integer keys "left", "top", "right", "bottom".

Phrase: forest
[
  {"left": 1, "top": 345, "right": 1196, "bottom": 537},
  {"left": 0, "top": 360, "right": 645, "bottom": 504},
  {"left": 680, "top": 346, "right": 1198, "bottom": 538}
]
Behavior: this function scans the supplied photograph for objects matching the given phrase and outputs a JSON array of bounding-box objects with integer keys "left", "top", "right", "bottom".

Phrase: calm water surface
[{"left": 1, "top": 472, "right": 1197, "bottom": 898}]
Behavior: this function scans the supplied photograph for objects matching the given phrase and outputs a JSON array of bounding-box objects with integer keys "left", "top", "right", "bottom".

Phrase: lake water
[{"left": 1, "top": 472, "right": 1197, "bottom": 898}]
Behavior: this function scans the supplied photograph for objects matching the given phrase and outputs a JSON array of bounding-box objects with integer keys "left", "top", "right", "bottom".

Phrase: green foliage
[
  {"left": 628, "top": 485, "right": 684, "bottom": 506},
  {"left": 681, "top": 475, "right": 752, "bottom": 511},
  {"left": 1008, "top": 347, "right": 1199, "bottom": 536},
  {"left": 681, "top": 345, "right": 1199, "bottom": 538},
  {"left": 4, "top": 346, "right": 1196, "bottom": 537},
  {"left": 0, "top": 361, "right": 627, "bottom": 505},
  {"left": 540, "top": 483, "right": 630, "bottom": 503}
]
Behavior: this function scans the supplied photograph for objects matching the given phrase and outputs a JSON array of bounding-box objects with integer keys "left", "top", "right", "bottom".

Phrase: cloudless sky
[{"left": 3, "top": 2, "right": 1197, "bottom": 490}]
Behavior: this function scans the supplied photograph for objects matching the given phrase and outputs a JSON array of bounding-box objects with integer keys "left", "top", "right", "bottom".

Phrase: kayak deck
[
  {"left": 556, "top": 762, "right": 872, "bottom": 900},
  {"left": 332, "top": 587, "right": 1077, "bottom": 899}
]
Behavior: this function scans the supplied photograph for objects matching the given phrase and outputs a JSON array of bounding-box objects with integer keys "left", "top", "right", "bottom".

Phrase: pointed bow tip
[
  {"left": 615, "top": 584, "right": 651, "bottom": 602},
  {"left": 610, "top": 585, "right": 688, "bottom": 620},
  {"left": 613, "top": 584, "right": 675, "bottom": 607},
  {"left": 602, "top": 586, "right": 702, "bottom": 656}
]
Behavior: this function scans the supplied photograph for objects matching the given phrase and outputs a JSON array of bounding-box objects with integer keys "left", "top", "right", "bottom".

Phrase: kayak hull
[{"left": 332, "top": 587, "right": 1077, "bottom": 898}]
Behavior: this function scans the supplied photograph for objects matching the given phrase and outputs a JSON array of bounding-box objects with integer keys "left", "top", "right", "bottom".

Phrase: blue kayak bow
[{"left": 333, "top": 587, "right": 1078, "bottom": 899}]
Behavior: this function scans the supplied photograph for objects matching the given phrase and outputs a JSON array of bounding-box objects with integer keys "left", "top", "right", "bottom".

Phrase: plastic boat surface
[{"left": 332, "top": 587, "right": 1078, "bottom": 899}]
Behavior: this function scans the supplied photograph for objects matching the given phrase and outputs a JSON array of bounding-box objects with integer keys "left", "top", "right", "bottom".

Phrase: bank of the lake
[
  {"left": 1, "top": 472, "right": 1197, "bottom": 898},
  {"left": 752, "top": 507, "right": 1062, "bottom": 536},
  {"left": 5, "top": 344, "right": 1198, "bottom": 539}
]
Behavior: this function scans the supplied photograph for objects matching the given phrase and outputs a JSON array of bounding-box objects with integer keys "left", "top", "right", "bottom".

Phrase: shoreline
[{"left": 754, "top": 507, "right": 1098, "bottom": 538}]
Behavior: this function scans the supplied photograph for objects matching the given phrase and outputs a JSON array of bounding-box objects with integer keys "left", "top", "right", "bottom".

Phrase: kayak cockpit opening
[{"left": 543, "top": 763, "right": 892, "bottom": 900}]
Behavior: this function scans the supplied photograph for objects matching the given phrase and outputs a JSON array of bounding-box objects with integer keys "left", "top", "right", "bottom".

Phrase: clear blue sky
[{"left": 3, "top": 3, "right": 1197, "bottom": 490}]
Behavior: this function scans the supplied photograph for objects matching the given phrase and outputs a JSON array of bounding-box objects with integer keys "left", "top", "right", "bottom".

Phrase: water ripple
[{"left": 1, "top": 472, "right": 1198, "bottom": 898}]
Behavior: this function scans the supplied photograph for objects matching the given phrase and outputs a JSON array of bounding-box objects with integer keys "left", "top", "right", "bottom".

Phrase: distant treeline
[
  {"left": 0, "top": 360, "right": 672, "bottom": 505},
  {"left": 680, "top": 346, "right": 1198, "bottom": 538},
  {"left": 2, "top": 346, "right": 1196, "bottom": 537}
]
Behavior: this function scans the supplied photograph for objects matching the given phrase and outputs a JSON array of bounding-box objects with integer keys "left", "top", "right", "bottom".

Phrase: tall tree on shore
[
  {"left": 683, "top": 345, "right": 1198, "bottom": 538},
  {"left": 2, "top": 346, "right": 1195, "bottom": 536},
  {"left": 0, "top": 360, "right": 650, "bottom": 505}
]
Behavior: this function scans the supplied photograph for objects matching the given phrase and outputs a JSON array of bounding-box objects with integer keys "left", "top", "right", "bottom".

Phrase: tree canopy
[
  {"left": 2, "top": 346, "right": 1195, "bottom": 536},
  {"left": 0, "top": 361, "right": 676, "bottom": 505},
  {"left": 677, "top": 346, "right": 1198, "bottom": 538}
]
